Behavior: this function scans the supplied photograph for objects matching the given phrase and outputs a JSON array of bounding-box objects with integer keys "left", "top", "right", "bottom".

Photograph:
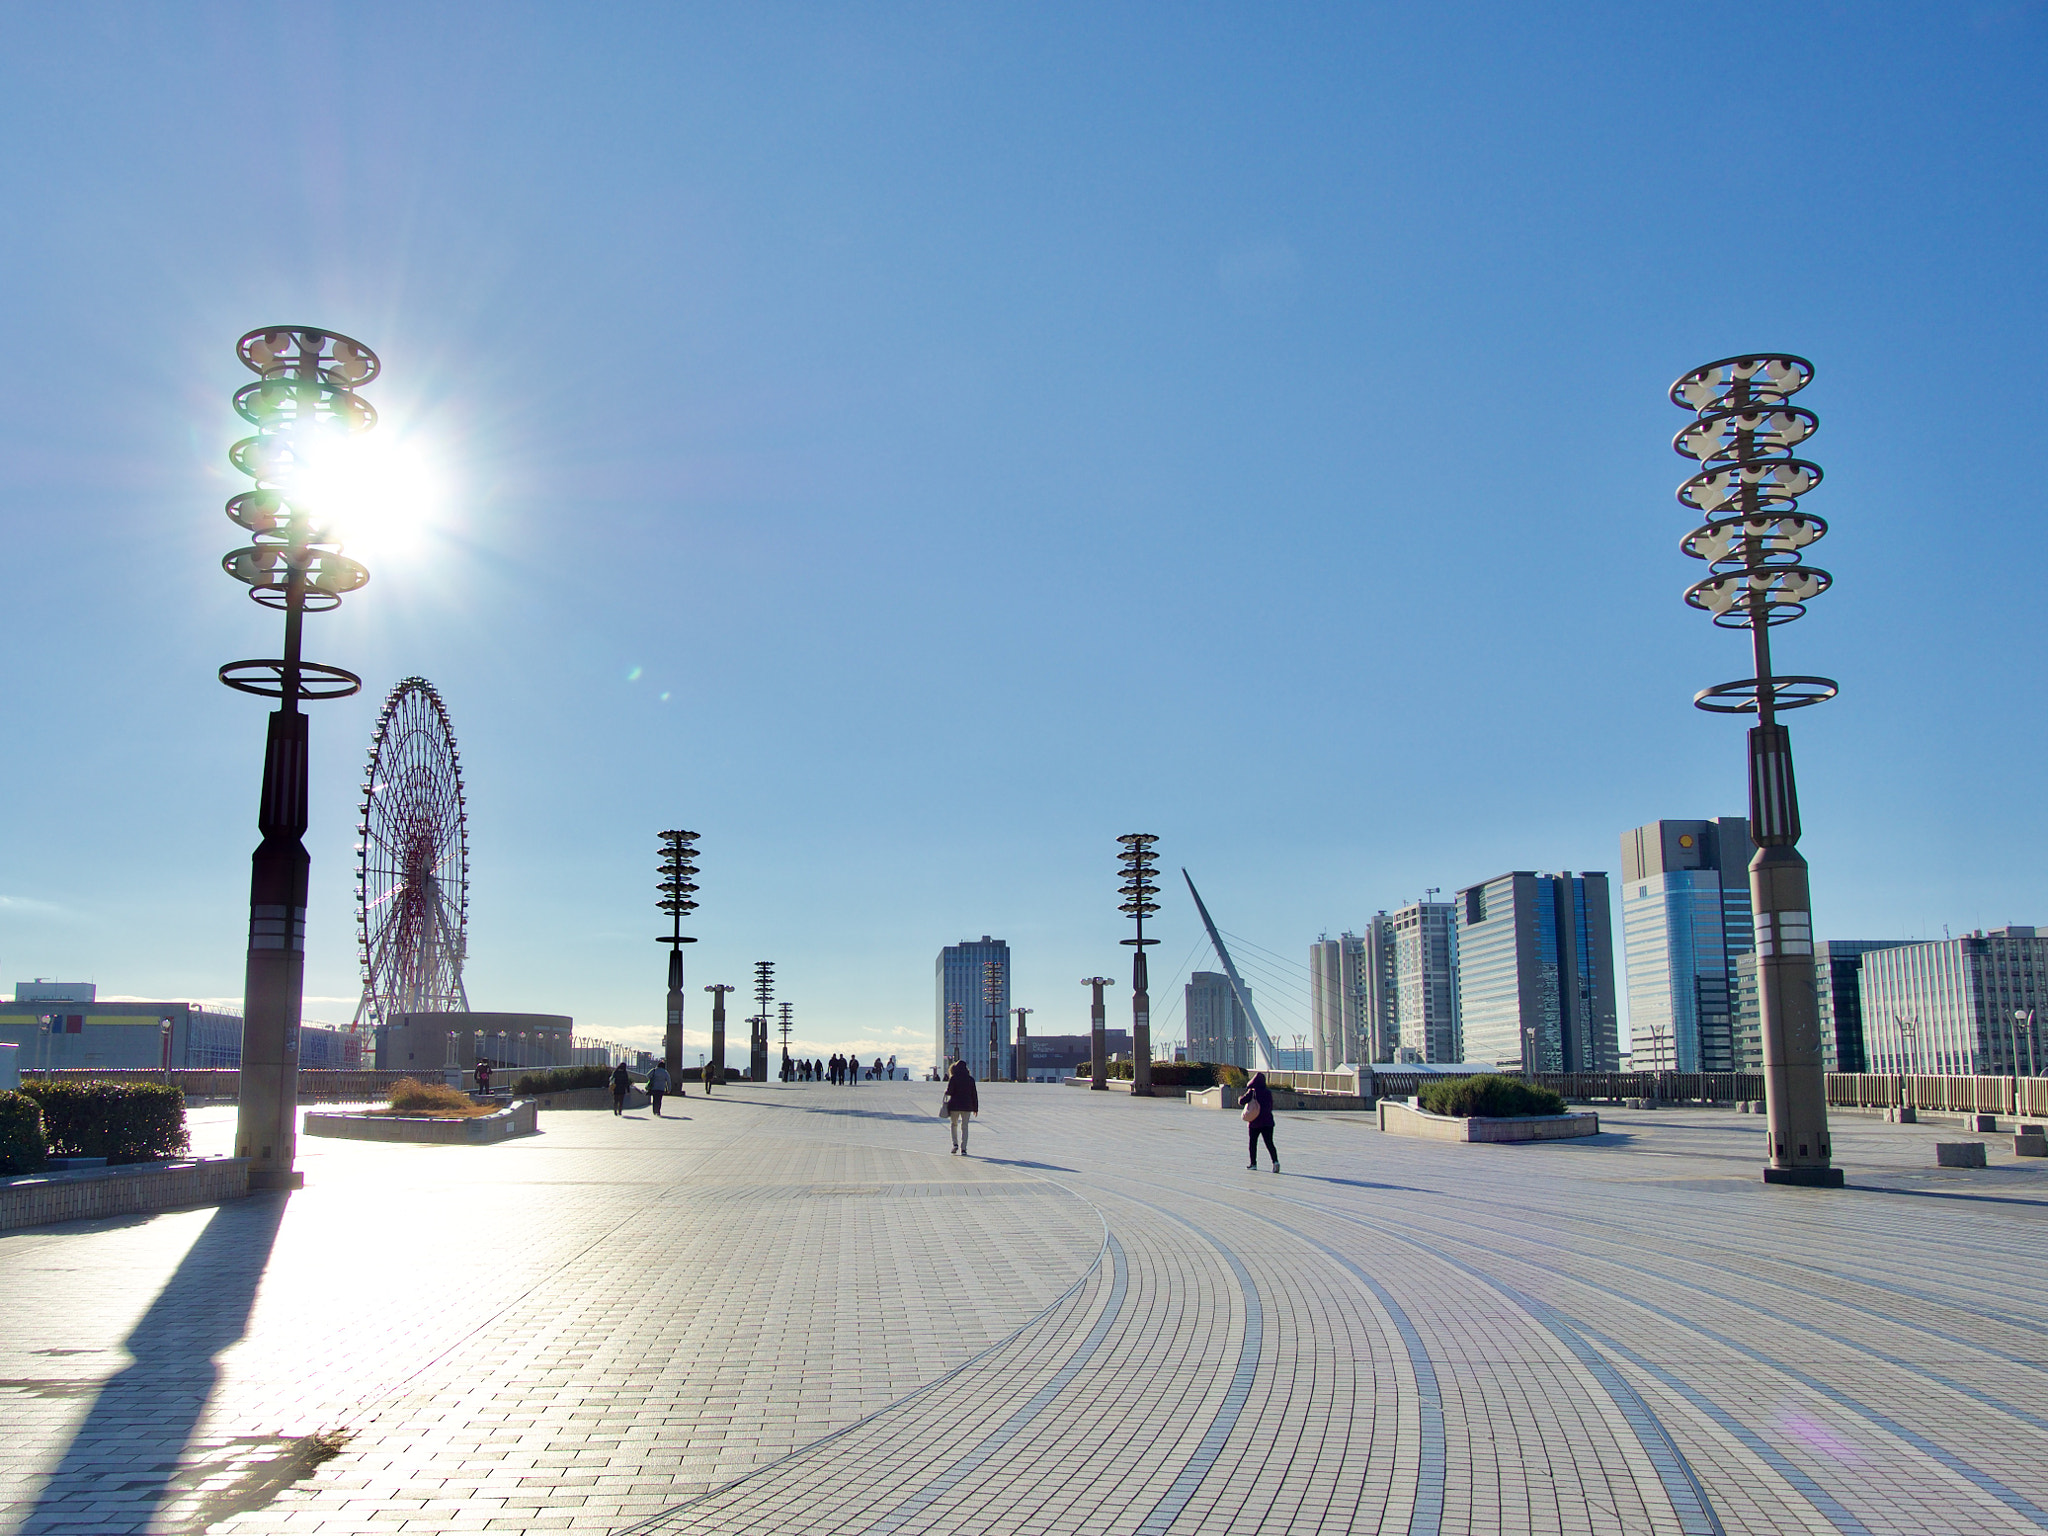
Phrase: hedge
[
  {"left": 1097, "top": 1062, "right": 1220, "bottom": 1088},
  {"left": 0, "top": 1091, "right": 46, "bottom": 1175},
  {"left": 18, "top": 1079, "right": 190, "bottom": 1163},
  {"left": 1417, "top": 1074, "right": 1566, "bottom": 1119},
  {"left": 512, "top": 1064, "right": 629, "bottom": 1095}
]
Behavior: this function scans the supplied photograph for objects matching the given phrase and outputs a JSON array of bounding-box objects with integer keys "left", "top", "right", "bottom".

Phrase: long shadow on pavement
[{"left": 22, "top": 1192, "right": 287, "bottom": 1534}]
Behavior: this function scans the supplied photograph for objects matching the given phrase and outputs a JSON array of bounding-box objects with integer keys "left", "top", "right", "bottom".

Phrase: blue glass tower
[
  {"left": 1620, "top": 818, "right": 1755, "bottom": 1072},
  {"left": 935, "top": 936, "right": 1010, "bottom": 1079}
]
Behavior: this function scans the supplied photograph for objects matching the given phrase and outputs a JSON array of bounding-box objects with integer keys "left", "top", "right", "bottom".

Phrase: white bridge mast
[{"left": 1182, "top": 869, "right": 1280, "bottom": 1071}]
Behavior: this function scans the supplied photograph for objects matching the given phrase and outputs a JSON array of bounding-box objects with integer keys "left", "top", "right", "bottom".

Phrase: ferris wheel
[{"left": 352, "top": 677, "right": 470, "bottom": 1028}]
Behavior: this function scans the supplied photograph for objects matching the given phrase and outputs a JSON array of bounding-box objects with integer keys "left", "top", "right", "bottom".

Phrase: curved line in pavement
[
  {"left": 1251, "top": 1194, "right": 1726, "bottom": 1536},
  {"left": 607, "top": 1186, "right": 1111, "bottom": 1536},
  {"left": 865, "top": 1234, "right": 1130, "bottom": 1536},
  {"left": 1284, "top": 1194, "right": 2048, "bottom": 1534},
  {"left": 1108, "top": 1197, "right": 1264, "bottom": 1536},
  {"left": 1249, "top": 1217, "right": 1445, "bottom": 1536},
  {"left": 1430, "top": 1202, "right": 2048, "bottom": 1437}
]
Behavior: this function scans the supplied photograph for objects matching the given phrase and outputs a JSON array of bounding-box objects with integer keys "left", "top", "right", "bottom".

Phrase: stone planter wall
[
  {"left": 0, "top": 1157, "right": 249, "bottom": 1232},
  {"left": 1378, "top": 1099, "right": 1600, "bottom": 1143},
  {"left": 303, "top": 1100, "right": 539, "bottom": 1144}
]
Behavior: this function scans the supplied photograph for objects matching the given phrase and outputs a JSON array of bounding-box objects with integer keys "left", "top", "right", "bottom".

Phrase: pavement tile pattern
[{"left": 4, "top": 1083, "right": 2047, "bottom": 1534}]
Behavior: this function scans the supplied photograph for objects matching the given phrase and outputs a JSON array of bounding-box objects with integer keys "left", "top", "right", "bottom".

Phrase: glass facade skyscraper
[
  {"left": 935, "top": 936, "right": 1010, "bottom": 1079},
  {"left": 1860, "top": 928, "right": 2048, "bottom": 1076},
  {"left": 1733, "top": 939, "right": 1908, "bottom": 1073},
  {"left": 1455, "top": 871, "right": 1617, "bottom": 1071},
  {"left": 1620, "top": 818, "right": 1754, "bottom": 1073},
  {"left": 1186, "top": 971, "right": 1254, "bottom": 1068}
]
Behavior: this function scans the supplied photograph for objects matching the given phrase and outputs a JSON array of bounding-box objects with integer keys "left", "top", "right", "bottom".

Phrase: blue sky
[{"left": 2, "top": 4, "right": 2043, "bottom": 1066}]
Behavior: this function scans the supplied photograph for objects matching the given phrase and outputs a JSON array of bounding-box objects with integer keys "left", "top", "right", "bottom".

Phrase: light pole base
[
  {"left": 249, "top": 1169, "right": 305, "bottom": 1191},
  {"left": 1762, "top": 1166, "right": 1844, "bottom": 1188}
]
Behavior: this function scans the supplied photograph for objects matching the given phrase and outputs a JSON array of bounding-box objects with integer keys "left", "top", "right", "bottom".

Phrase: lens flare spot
[{"left": 627, "top": 666, "right": 643, "bottom": 682}]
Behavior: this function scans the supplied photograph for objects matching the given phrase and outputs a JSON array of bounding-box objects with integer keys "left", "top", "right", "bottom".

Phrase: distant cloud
[{"left": 0, "top": 894, "right": 70, "bottom": 917}]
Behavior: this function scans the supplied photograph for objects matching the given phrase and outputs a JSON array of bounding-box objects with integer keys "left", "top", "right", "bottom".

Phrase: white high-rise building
[
  {"left": 1310, "top": 902, "right": 1458, "bottom": 1067},
  {"left": 1309, "top": 930, "right": 1377, "bottom": 1069}
]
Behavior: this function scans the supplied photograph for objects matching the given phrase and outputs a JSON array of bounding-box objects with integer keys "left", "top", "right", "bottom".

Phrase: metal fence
[{"left": 1824, "top": 1072, "right": 2048, "bottom": 1114}]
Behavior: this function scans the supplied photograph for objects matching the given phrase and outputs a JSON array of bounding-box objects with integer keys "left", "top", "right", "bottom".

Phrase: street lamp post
[
  {"left": 945, "top": 1002, "right": 964, "bottom": 1068},
  {"left": 1081, "top": 978, "right": 1115, "bottom": 1090},
  {"left": 1118, "top": 835, "right": 1161, "bottom": 1097},
  {"left": 1672, "top": 354, "right": 1842, "bottom": 1187},
  {"left": 751, "top": 962, "right": 774, "bottom": 1083},
  {"left": 983, "top": 959, "right": 1006, "bottom": 1082},
  {"left": 1012, "top": 1007, "right": 1032, "bottom": 1082},
  {"left": 703, "top": 985, "right": 733, "bottom": 1082},
  {"left": 2019, "top": 1010, "right": 2038, "bottom": 1080},
  {"left": 219, "top": 327, "right": 381, "bottom": 1192},
  {"left": 161, "top": 1018, "right": 174, "bottom": 1086},
  {"left": 658, "top": 831, "right": 700, "bottom": 1075}
]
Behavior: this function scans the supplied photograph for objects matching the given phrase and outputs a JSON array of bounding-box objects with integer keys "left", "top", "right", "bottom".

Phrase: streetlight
[
  {"left": 218, "top": 326, "right": 381, "bottom": 1191},
  {"left": 982, "top": 959, "right": 1006, "bottom": 1082},
  {"left": 945, "top": 1001, "right": 964, "bottom": 1068},
  {"left": 1081, "top": 978, "right": 1115, "bottom": 1090},
  {"left": 1892, "top": 1013, "right": 1922, "bottom": 1076},
  {"left": 751, "top": 962, "right": 774, "bottom": 1082},
  {"left": 1118, "top": 834, "right": 1160, "bottom": 1097},
  {"left": 2018, "top": 1010, "right": 2038, "bottom": 1079},
  {"left": 658, "top": 831, "right": 700, "bottom": 1074},
  {"left": 777, "top": 1002, "right": 794, "bottom": 1080},
  {"left": 161, "top": 1017, "right": 174, "bottom": 1085},
  {"left": 1012, "top": 1007, "right": 1033, "bottom": 1082},
  {"left": 1671, "top": 354, "right": 1841, "bottom": 1187}
]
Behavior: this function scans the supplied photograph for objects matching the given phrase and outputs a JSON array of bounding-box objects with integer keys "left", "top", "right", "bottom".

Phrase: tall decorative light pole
[
  {"left": 945, "top": 1002, "right": 965, "bottom": 1067},
  {"left": 657, "top": 831, "right": 699, "bottom": 1071},
  {"left": 751, "top": 962, "right": 774, "bottom": 1082},
  {"left": 1672, "top": 353, "right": 1841, "bottom": 1187},
  {"left": 1012, "top": 1007, "right": 1032, "bottom": 1082},
  {"left": 982, "top": 959, "right": 1006, "bottom": 1081},
  {"left": 704, "top": 984, "right": 734, "bottom": 1081},
  {"left": 219, "top": 326, "right": 380, "bottom": 1190},
  {"left": 1081, "top": 977, "right": 1114, "bottom": 1089},
  {"left": 777, "top": 1002, "right": 794, "bottom": 1078},
  {"left": 1118, "top": 835, "right": 1160, "bottom": 1097}
]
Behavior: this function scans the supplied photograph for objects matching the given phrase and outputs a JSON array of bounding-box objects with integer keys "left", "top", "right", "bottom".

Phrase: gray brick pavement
[{"left": 4, "top": 1086, "right": 2047, "bottom": 1533}]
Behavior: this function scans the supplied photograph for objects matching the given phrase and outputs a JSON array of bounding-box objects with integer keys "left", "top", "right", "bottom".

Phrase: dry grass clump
[{"left": 380, "top": 1078, "right": 497, "bottom": 1118}]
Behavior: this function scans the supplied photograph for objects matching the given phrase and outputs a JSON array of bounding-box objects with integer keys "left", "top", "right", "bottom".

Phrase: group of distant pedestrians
[{"left": 786, "top": 1053, "right": 897, "bottom": 1084}]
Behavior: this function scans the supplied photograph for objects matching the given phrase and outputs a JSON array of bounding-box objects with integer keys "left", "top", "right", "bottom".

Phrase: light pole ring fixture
[
  {"left": 220, "top": 326, "right": 379, "bottom": 628},
  {"left": 1692, "top": 675, "right": 1838, "bottom": 715},
  {"left": 219, "top": 658, "right": 364, "bottom": 700}
]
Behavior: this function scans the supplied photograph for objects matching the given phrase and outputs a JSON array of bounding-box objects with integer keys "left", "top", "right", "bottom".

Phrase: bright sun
[{"left": 292, "top": 429, "right": 449, "bottom": 561}]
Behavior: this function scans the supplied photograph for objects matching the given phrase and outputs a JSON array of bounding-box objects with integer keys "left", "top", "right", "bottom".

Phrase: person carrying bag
[{"left": 940, "top": 1059, "right": 979, "bottom": 1156}]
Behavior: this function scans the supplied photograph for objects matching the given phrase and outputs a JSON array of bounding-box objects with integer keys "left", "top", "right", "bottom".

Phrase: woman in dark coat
[
  {"left": 610, "top": 1060, "right": 632, "bottom": 1117},
  {"left": 942, "top": 1060, "right": 979, "bottom": 1155},
  {"left": 1239, "top": 1071, "right": 1278, "bottom": 1172}
]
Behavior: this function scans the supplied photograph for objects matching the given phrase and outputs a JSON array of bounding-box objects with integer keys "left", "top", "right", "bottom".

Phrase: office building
[
  {"left": 935, "top": 936, "right": 1010, "bottom": 1080},
  {"left": 1733, "top": 939, "right": 1909, "bottom": 1072},
  {"left": 1455, "top": 872, "right": 1617, "bottom": 1072},
  {"left": 1389, "top": 901, "right": 1461, "bottom": 1064},
  {"left": 1620, "top": 818, "right": 1755, "bottom": 1072},
  {"left": 1186, "top": 971, "right": 1254, "bottom": 1069},
  {"left": 1860, "top": 928, "right": 2048, "bottom": 1076}
]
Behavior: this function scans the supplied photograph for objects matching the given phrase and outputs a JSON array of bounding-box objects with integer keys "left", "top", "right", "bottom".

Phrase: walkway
[{"left": 4, "top": 1083, "right": 2047, "bottom": 1534}]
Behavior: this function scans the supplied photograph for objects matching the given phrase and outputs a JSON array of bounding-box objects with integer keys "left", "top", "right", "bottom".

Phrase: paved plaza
[{"left": 5, "top": 1084, "right": 2048, "bottom": 1535}]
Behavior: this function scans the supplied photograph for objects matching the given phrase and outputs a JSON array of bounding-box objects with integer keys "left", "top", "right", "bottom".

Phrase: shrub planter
[
  {"left": 1379, "top": 1099, "right": 1600, "bottom": 1143},
  {"left": 304, "top": 1100, "right": 539, "bottom": 1144}
]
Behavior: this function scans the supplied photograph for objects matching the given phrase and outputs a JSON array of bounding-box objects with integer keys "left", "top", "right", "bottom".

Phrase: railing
[
  {"left": 1264, "top": 1070, "right": 1360, "bottom": 1095},
  {"left": 1824, "top": 1073, "right": 2048, "bottom": 1114}
]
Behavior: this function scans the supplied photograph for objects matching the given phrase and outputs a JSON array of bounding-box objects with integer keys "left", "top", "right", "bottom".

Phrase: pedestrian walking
[
  {"left": 887, "top": 1053, "right": 897, "bottom": 1081},
  {"left": 872, "top": 1056, "right": 883, "bottom": 1082},
  {"left": 475, "top": 1058, "right": 492, "bottom": 1096},
  {"left": 1239, "top": 1070, "right": 1278, "bottom": 1171},
  {"left": 647, "top": 1060, "right": 672, "bottom": 1116},
  {"left": 941, "top": 1059, "right": 978, "bottom": 1155},
  {"left": 610, "top": 1060, "right": 632, "bottom": 1117},
  {"left": 702, "top": 1059, "right": 715, "bottom": 1094}
]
